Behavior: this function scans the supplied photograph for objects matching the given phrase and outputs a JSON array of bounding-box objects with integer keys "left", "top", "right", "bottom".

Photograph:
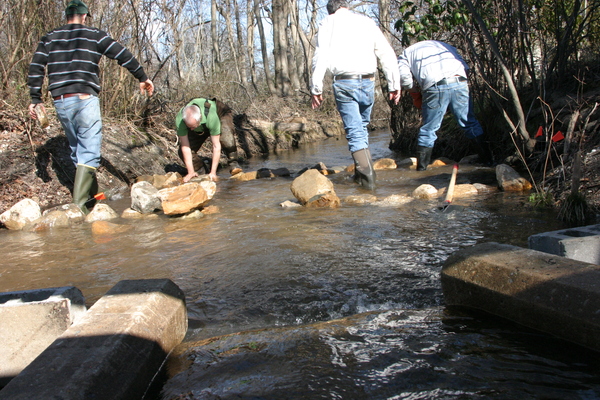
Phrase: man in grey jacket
[{"left": 398, "top": 40, "right": 492, "bottom": 170}]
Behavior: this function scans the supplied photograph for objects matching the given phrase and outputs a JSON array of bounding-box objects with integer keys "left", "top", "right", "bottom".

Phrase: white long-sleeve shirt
[
  {"left": 398, "top": 40, "right": 469, "bottom": 91},
  {"left": 310, "top": 8, "right": 400, "bottom": 95}
]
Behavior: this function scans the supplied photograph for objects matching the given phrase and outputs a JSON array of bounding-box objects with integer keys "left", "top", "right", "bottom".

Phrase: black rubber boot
[
  {"left": 227, "top": 151, "right": 243, "bottom": 175},
  {"left": 73, "top": 164, "right": 98, "bottom": 214},
  {"left": 416, "top": 146, "right": 433, "bottom": 171},
  {"left": 352, "top": 148, "right": 376, "bottom": 190},
  {"left": 473, "top": 134, "right": 494, "bottom": 166}
]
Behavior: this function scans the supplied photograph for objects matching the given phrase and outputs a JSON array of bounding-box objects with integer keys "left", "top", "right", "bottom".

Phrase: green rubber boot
[
  {"left": 352, "top": 148, "right": 376, "bottom": 190},
  {"left": 73, "top": 164, "right": 98, "bottom": 214}
]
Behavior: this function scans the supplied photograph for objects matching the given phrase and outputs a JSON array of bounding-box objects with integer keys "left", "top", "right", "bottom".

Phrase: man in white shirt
[
  {"left": 311, "top": 0, "right": 400, "bottom": 190},
  {"left": 398, "top": 40, "right": 492, "bottom": 170}
]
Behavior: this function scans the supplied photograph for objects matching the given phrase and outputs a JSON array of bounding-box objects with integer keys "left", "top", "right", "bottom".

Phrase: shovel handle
[{"left": 444, "top": 164, "right": 459, "bottom": 204}]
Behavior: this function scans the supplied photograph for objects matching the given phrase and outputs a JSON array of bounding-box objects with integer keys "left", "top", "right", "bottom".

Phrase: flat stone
[
  {"left": 442, "top": 242, "right": 600, "bottom": 352},
  {"left": 0, "top": 287, "right": 86, "bottom": 386},
  {"left": 0, "top": 279, "right": 187, "bottom": 400}
]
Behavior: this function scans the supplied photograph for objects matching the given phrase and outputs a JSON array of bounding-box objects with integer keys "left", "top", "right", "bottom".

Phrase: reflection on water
[{"left": 1, "top": 130, "right": 598, "bottom": 398}]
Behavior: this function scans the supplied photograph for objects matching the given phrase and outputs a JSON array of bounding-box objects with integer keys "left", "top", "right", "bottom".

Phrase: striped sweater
[{"left": 28, "top": 24, "right": 148, "bottom": 104}]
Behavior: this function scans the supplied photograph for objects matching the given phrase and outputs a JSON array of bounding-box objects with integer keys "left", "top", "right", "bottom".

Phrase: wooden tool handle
[{"left": 444, "top": 164, "right": 459, "bottom": 204}]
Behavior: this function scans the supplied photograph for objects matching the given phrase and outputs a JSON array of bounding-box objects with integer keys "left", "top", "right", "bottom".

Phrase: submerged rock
[
  {"left": 375, "top": 194, "right": 413, "bottom": 206},
  {"left": 343, "top": 194, "right": 377, "bottom": 205},
  {"left": 438, "top": 183, "right": 479, "bottom": 199},
  {"left": 280, "top": 200, "right": 302, "bottom": 208},
  {"left": 121, "top": 208, "right": 159, "bottom": 219},
  {"left": 91, "top": 220, "right": 132, "bottom": 235}
]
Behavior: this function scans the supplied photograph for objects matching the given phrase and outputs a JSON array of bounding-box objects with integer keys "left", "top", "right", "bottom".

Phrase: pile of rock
[
  {"left": 0, "top": 157, "right": 534, "bottom": 230},
  {"left": 0, "top": 172, "right": 217, "bottom": 232}
]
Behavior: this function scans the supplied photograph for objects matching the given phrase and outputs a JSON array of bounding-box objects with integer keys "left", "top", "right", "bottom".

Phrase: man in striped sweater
[{"left": 27, "top": 0, "right": 154, "bottom": 213}]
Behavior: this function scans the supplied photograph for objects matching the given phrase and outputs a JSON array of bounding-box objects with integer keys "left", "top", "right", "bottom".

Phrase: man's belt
[
  {"left": 435, "top": 76, "right": 467, "bottom": 86},
  {"left": 53, "top": 93, "right": 88, "bottom": 101},
  {"left": 334, "top": 73, "right": 375, "bottom": 81}
]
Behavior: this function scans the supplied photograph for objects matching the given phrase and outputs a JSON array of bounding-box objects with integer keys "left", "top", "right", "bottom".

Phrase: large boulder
[
  {"left": 496, "top": 164, "right": 533, "bottom": 191},
  {"left": 0, "top": 199, "right": 41, "bottom": 230},
  {"left": 290, "top": 169, "right": 340, "bottom": 208},
  {"left": 157, "top": 181, "right": 216, "bottom": 215}
]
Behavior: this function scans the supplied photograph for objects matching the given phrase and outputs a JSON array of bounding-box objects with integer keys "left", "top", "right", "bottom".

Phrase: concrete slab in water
[
  {"left": 529, "top": 223, "right": 600, "bottom": 264},
  {"left": 0, "top": 286, "right": 85, "bottom": 386},
  {"left": 0, "top": 279, "right": 187, "bottom": 399},
  {"left": 442, "top": 242, "right": 600, "bottom": 352}
]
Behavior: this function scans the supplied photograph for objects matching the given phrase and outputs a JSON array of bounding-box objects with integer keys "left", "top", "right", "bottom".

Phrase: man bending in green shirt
[{"left": 175, "top": 98, "right": 242, "bottom": 182}]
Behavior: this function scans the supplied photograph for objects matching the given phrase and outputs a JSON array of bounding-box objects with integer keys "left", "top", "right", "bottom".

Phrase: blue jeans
[
  {"left": 333, "top": 78, "right": 375, "bottom": 153},
  {"left": 54, "top": 95, "right": 102, "bottom": 168},
  {"left": 419, "top": 81, "right": 483, "bottom": 148}
]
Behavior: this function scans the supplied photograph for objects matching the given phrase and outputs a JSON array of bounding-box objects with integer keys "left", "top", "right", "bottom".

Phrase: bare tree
[
  {"left": 272, "top": 0, "right": 292, "bottom": 96},
  {"left": 255, "top": 0, "right": 276, "bottom": 94}
]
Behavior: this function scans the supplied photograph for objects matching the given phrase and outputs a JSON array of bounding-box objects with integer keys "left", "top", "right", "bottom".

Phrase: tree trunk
[
  {"left": 246, "top": 0, "right": 258, "bottom": 89},
  {"left": 219, "top": 0, "right": 242, "bottom": 82},
  {"left": 286, "top": 0, "right": 303, "bottom": 90},
  {"left": 211, "top": 0, "right": 221, "bottom": 72},
  {"left": 234, "top": 0, "right": 249, "bottom": 84},
  {"left": 272, "top": 0, "right": 292, "bottom": 96},
  {"left": 255, "top": 0, "right": 276, "bottom": 94}
]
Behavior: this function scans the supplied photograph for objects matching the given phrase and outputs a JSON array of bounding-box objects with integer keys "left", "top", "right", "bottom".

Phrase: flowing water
[{"left": 1, "top": 130, "right": 600, "bottom": 399}]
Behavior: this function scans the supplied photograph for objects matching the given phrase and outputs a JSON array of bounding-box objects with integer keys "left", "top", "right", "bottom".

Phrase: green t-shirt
[{"left": 175, "top": 98, "right": 221, "bottom": 137}]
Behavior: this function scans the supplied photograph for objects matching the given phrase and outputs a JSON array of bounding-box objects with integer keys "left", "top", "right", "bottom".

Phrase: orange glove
[{"left": 410, "top": 91, "right": 422, "bottom": 109}]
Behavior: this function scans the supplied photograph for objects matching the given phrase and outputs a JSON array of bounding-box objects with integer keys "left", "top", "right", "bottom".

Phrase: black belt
[
  {"left": 334, "top": 73, "right": 375, "bottom": 81},
  {"left": 435, "top": 76, "right": 467, "bottom": 86}
]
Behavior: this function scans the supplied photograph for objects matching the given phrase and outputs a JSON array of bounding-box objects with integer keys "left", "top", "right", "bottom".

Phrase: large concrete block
[
  {"left": 0, "top": 279, "right": 188, "bottom": 400},
  {"left": 442, "top": 242, "right": 600, "bottom": 352},
  {"left": 0, "top": 286, "right": 86, "bottom": 386},
  {"left": 529, "top": 224, "right": 600, "bottom": 264}
]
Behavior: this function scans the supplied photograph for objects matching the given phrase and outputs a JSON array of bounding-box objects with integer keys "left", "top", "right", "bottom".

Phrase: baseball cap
[{"left": 65, "top": 0, "right": 90, "bottom": 16}]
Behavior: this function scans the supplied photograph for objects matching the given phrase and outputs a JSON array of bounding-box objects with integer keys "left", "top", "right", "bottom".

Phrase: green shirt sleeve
[{"left": 175, "top": 98, "right": 221, "bottom": 137}]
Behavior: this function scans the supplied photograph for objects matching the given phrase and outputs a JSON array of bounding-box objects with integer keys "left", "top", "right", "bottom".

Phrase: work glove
[{"left": 410, "top": 91, "right": 422, "bottom": 109}]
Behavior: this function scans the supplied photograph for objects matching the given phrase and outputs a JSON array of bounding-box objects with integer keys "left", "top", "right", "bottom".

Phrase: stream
[{"left": 1, "top": 130, "right": 599, "bottom": 399}]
